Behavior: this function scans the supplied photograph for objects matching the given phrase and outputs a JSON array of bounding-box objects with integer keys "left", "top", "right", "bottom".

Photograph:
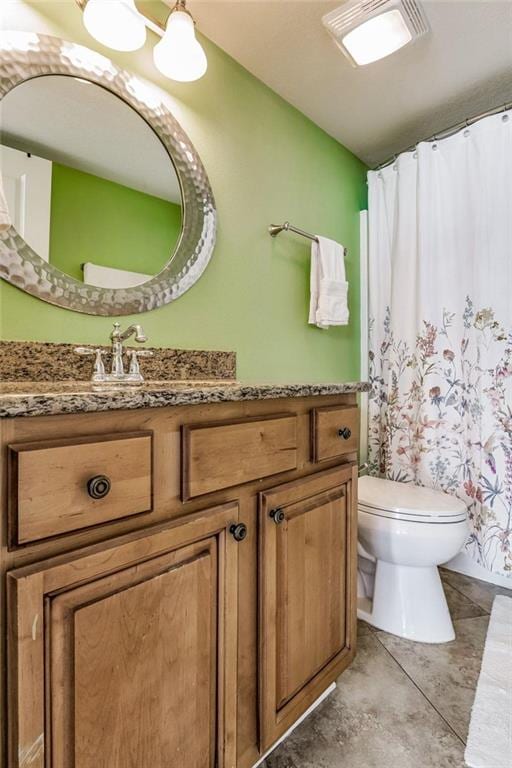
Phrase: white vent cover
[{"left": 323, "top": 0, "right": 429, "bottom": 66}]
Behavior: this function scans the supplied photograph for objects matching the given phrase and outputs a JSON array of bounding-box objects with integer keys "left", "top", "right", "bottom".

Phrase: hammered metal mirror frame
[{"left": 0, "top": 32, "right": 217, "bottom": 315}]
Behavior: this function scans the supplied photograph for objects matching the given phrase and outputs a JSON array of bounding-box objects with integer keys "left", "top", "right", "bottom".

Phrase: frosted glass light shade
[
  {"left": 342, "top": 9, "right": 412, "bottom": 65},
  {"left": 83, "top": 0, "right": 147, "bottom": 52},
  {"left": 153, "top": 11, "right": 207, "bottom": 82}
]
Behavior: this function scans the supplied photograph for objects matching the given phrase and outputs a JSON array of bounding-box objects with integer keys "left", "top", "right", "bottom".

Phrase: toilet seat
[{"left": 358, "top": 476, "right": 467, "bottom": 524}]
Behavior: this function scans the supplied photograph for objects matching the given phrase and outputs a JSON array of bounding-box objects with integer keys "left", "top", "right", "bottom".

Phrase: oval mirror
[{"left": 0, "top": 33, "right": 216, "bottom": 315}]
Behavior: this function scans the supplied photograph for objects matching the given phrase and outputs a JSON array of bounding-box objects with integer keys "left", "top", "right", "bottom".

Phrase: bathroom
[{"left": 0, "top": 1, "right": 511, "bottom": 766}]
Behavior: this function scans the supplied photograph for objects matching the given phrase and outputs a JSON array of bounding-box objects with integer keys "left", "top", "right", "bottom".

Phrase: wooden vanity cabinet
[{"left": 1, "top": 393, "right": 359, "bottom": 768}]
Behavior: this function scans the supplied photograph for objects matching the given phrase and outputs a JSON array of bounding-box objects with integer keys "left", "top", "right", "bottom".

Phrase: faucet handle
[
  {"left": 75, "top": 347, "right": 107, "bottom": 381},
  {"left": 127, "top": 348, "right": 153, "bottom": 379},
  {"left": 74, "top": 346, "right": 95, "bottom": 356}
]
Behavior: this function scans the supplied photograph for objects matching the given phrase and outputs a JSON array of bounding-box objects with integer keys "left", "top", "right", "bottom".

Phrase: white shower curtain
[{"left": 367, "top": 109, "right": 512, "bottom": 576}]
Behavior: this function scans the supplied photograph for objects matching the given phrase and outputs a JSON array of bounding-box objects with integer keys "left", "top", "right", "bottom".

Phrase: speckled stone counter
[
  {"left": 0, "top": 340, "right": 236, "bottom": 382},
  {"left": 0, "top": 380, "right": 370, "bottom": 419}
]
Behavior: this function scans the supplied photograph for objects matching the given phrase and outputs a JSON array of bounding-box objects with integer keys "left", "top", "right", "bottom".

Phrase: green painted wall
[
  {"left": 0, "top": 1, "right": 367, "bottom": 383},
  {"left": 49, "top": 163, "right": 182, "bottom": 282}
]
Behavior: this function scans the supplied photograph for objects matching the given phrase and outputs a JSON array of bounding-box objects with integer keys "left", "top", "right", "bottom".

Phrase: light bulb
[
  {"left": 341, "top": 10, "right": 412, "bottom": 66},
  {"left": 153, "top": 10, "right": 207, "bottom": 83},
  {"left": 83, "top": 0, "right": 147, "bottom": 52}
]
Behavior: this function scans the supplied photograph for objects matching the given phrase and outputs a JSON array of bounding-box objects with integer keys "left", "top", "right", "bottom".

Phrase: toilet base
[{"left": 357, "top": 560, "right": 455, "bottom": 643}]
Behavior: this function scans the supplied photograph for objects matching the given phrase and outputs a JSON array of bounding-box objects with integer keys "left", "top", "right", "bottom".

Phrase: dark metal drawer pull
[
  {"left": 87, "top": 475, "right": 111, "bottom": 500},
  {"left": 338, "top": 427, "right": 352, "bottom": 440},
  {"left": 269, "top": 507, "right": 285, "bottom": 525},
  {"left": 230, "top": 523, "right": 248, "bottom": 542}
]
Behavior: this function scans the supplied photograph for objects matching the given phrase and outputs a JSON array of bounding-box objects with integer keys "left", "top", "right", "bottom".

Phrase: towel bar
[
  {"left": 268, "top": 221, "right": 319, "bottom": 243},
  {"left": 268, "top": 222, "right": 347, "bottom": 256}
]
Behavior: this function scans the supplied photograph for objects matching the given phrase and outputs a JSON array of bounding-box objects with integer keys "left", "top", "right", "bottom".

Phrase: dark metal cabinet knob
[
  {"left": 87, "top": 475, "right": 111, "bottom": 500},
  {"left": 338, "top": 427, "right": 352, "bottom": 440},
  {"left": 269, "top": 507, "right": 285, "bottom": 525},
  {"left": 230, "top": 523, "right": 248, "bottom": 542}
]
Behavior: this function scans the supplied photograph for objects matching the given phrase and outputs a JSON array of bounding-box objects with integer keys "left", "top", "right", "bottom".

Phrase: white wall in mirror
[
  {"left": 0, "top": 144, "right": 52, "bottom": 261},
  {"left": 1, "top": 75, "right": 181, "bottom": 203}
]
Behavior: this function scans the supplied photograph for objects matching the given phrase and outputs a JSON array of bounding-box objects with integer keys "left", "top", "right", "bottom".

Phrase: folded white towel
[
  {"left": 0, "top": 172, "right": 12, "bottom": 232},
  {"left": 309, "top": 236, "right": 348, "bottom": 329}
]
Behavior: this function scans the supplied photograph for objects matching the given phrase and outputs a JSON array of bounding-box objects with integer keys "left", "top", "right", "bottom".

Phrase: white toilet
[{"left": 357, "top": 476, "right": 469, "bottom": 643}]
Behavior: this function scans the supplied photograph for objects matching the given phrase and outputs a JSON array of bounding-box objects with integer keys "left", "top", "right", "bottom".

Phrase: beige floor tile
[
  {"left": 376, "top": 615, "right": 490, "bottom": 742},
  {"left": 440, "top": 568, "right": 512, "bottom": 613},
  {"left": 357, "top": 618, "right": 375, "bottom": 636},
  {"left": 442, "top": 580, "right": 488, "bottom": 620},
  {"left": 264, "top": 633, "right": 465, "bottom": 768}
]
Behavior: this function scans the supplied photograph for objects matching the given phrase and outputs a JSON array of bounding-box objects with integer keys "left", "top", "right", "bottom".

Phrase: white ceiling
[
  {"left": 193, "top": 0, "right": 512, "bottom": 166},
  {"left": 0, "top": 74, "right": 181, "bottom": 203}
]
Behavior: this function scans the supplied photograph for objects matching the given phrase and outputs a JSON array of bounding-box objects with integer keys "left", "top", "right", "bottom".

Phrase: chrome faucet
[
  {"left": 75, "top": 322, "right": 153, "bottom": 387},
  {"left": 110, "top": 323, "right": 148, "bottom": 376}
]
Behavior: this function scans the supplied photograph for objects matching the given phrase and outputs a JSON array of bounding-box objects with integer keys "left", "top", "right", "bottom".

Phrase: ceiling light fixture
[
  {"left": 322, "top": 0, "right": 429, "bottom": 67},
  {"left": 83, "top": 0, "right": 147, "bottom": 52},
  {"left": 77, "top": 0, "right": 207, "bottom": 82},
  {"left": 153, "top": 1, "right": 207, "bottom": 83}
]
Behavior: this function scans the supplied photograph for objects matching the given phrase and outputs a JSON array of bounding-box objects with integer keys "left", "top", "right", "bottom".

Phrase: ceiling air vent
[{"left": 322, "top": 0, "right": 430, "bottom": 67}]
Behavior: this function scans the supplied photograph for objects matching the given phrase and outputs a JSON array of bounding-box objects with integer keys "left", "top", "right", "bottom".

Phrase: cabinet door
[
  {"left": 8, "top": 503, "right": 241, "bottom": 768},
  {"left": 259, "top": 464, "right": 358, "bottom": 751}
]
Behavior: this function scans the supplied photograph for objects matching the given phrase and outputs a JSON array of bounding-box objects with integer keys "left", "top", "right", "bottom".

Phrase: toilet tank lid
[{"left": 358, "top": 476, "right": 467, "bottom": 518}]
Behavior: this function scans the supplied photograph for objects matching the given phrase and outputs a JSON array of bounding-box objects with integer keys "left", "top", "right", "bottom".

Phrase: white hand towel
[
  {"left": 0, "top": 172, "right": 12, "bottom": 232},
  {"left": 309, "top": 236, "right": 348, "bottom": 329}
]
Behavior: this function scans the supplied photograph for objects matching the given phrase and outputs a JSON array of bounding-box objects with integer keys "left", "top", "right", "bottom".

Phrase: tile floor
[{"left": 264, "top": 568, "right": 512, "bottom": 768}]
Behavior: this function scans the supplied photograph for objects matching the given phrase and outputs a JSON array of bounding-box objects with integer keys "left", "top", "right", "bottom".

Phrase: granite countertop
[{"left": 0, "top": 380, "right": 370, "bottom": 418}]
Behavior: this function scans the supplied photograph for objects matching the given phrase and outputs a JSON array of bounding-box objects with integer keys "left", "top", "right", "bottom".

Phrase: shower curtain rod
[{"left": 375, "top": 100, "right": 512, "bottom": 171}]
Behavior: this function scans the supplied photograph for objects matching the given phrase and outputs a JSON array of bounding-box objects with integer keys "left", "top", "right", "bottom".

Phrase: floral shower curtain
[{"left": 367, "top": 109, "right": 512, "bottom": 575}]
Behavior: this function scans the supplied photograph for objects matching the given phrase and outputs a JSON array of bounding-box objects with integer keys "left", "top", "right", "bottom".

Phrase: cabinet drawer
[
  {"left": 312, "top": 405, "right": 359, "bottom": 462},
  {"left": 182, "top": 414, "right": 297, "bottom": 499},
  {"left": 8, "top": 431, "right": 153, "bottom": 546}
]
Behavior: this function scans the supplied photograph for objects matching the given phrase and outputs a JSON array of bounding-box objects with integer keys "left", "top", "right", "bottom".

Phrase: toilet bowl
[{"left": 357, "top": 476, "right": 469, "bottom": 643}]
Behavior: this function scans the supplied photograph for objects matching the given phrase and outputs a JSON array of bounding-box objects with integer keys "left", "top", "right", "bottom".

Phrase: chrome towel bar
[
  {"left": 269, "top": 221, "right": 319, "bottom": 243},
  {"left": 268, "top": 221, "right": 347, "bottom": 256}
]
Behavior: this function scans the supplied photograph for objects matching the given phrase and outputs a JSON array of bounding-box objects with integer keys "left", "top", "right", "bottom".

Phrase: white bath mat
[{"left": 465, "top": 595, "right": 512, "bottom": 768}]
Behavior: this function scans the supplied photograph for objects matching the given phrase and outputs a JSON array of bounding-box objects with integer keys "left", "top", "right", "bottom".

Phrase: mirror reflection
[{"left": 0, "top": 74, "right": 182, "bottom": 289}]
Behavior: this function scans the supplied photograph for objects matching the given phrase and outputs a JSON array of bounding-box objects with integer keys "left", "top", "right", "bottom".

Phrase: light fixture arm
[{"left": 172, "top": 0, "right": 192, "bottom": 16}]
